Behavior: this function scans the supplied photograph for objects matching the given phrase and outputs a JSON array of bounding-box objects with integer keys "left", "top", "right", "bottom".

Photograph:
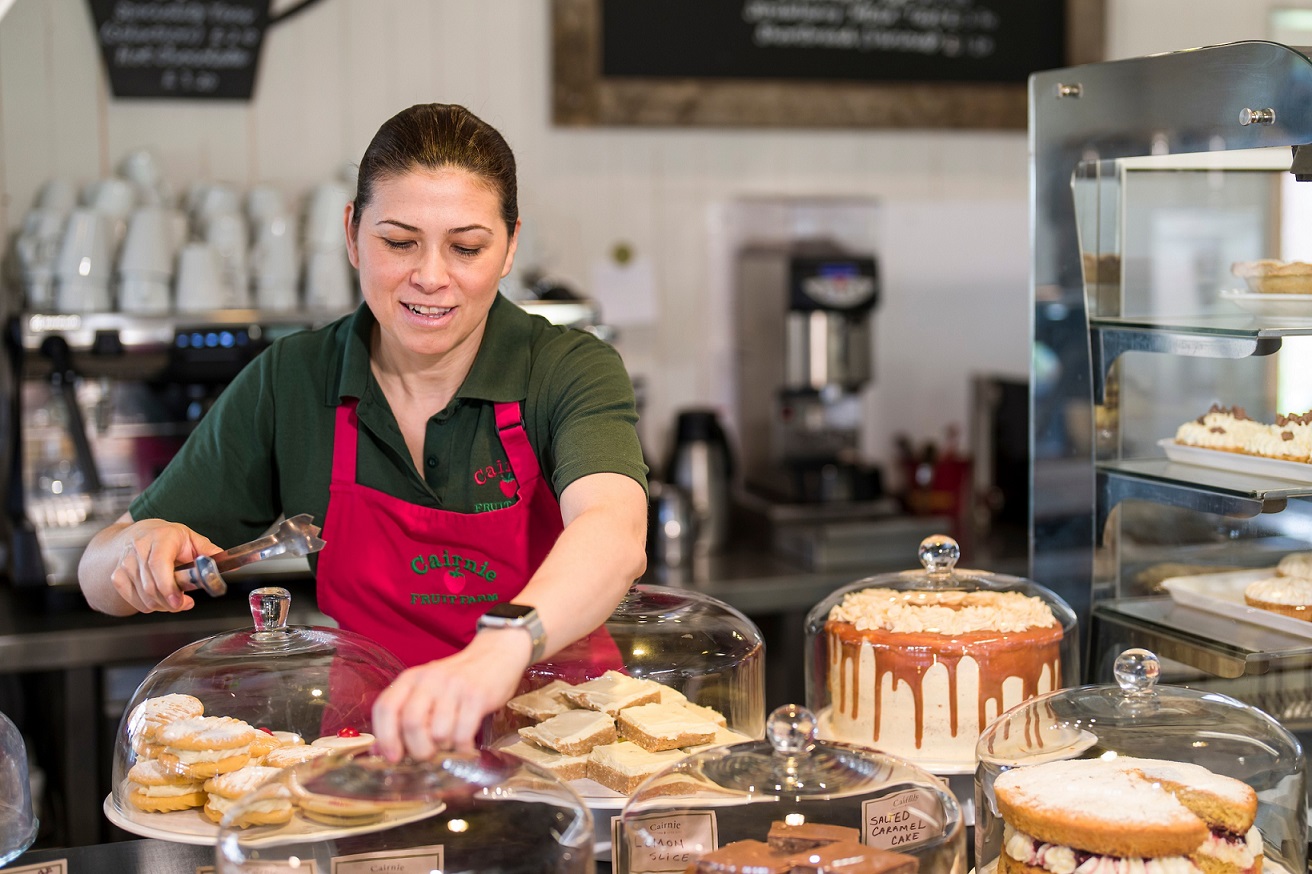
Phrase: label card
[
  {"left": 621, "top": 810, "right": 718, "bottom": 874},
  {"left": 198, "top": 861, "right": 316, "bottom": 874},
  {"left": 8, "top": 861, "right": 67, "bottom": 874},
  {"left": 332, "top": 845, "right": 444, "bottom": 873},
  {"left": 862, "top": 787, "right": 945, "bottom": 850}
]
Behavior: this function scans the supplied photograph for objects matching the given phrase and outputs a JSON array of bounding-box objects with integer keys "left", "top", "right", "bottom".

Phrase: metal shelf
[
  {"left": 1088, "top": 318, "right": 1307, "bottom": 403},
  {"left": 1092, "top": 597, "right": 1312, "bottom": 679},
  {"left": 1095, "top": 458, "right": 1312, "bottom": 534}
]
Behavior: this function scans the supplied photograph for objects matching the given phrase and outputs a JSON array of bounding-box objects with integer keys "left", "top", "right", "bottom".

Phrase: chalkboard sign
[
  {"left": 552, "top": 0, "right": 1105, "bottom": 129},
  {"left": 86, "top": 0, "right": 271, "bottom": 100},
  {"left": 601, "top": 0, "right": 1065, "bottom": 85}
]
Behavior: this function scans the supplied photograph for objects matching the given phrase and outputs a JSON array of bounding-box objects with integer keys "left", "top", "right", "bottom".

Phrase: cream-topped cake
[
  {"left": 995, "top": 756, "right": 1262, "bottom": 874},
  {"left": 1244, "top": 576, "right": 1312, "bottom": 621},
  {"left": 824, "top": 588, "right": 1062, "bottom": 767}
]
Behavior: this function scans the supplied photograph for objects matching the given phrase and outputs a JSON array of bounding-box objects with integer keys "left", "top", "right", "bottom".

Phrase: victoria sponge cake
[{"left": 994, "top": 756, "right": 1262, "bottom": 874}]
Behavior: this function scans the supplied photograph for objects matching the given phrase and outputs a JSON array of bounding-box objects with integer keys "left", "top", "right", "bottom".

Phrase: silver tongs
[{"left": 174, "top": 514, "right": 327, "bottom": 597}]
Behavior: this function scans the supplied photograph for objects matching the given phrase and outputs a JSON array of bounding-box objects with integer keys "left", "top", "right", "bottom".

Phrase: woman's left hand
[{"left": 370, "top": 627, "right": 532, "bottom": 760}]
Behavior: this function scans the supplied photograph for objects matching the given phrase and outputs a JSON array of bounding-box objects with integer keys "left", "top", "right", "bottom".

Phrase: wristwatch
[{"left": 476, "top": 603, "right": 547, "bottom": 664}]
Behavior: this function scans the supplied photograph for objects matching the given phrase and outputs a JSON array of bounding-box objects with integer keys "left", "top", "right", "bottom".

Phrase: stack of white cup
[
  {"left": 249, "top": 194, "right": 300, "bottom": 311},
  {"left": 13, "top": 179, "right": 76, "bottom": 310},
  {"left": 301, "top": 181, "right": 355, "bottom": 311},
  {"left": 117, "top": 206, "right": 182, "bottom": 314}
]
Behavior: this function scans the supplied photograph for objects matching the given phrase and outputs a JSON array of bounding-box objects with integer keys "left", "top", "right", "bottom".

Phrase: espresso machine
[
  {"left": 1, "top": 310, "right": 319, "bottom": 588},
  {"left": 733, "top": 240, "right": 944, "bottom": 568}
]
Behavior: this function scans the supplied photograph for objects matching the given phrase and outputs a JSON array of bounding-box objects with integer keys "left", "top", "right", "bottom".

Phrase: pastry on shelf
[{"left": 1231, "top": 259, "right": 1312, "bottom": 294}]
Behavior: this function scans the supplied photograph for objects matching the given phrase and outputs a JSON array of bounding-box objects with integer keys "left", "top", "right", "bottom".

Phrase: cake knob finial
[
  {"left": 766, "top": 704, "right": 817, "bottom": 755},
  {"left": 918, "top": 534, "right": 960, "bottom": 574},
  {"left": 250, "top": 586, "right": 291, "bottom": 638},
  {"left": 1113, "top": 648, "right": 1160, "bottom": 695}
]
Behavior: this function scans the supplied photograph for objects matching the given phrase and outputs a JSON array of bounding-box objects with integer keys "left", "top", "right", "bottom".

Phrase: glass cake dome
[
  {"left": 975, "top": 648, "right": 1307, "bottom": 874},
  {"left": 105, "top": 586, "right": 407, "bottom": 844},
  {"left": 617, "top": 703, "right": 966, "bottom": 874},
  {"left": 521, "top": 582, "right": 766, "bottom": 738},
  {"left": 804, "top": 535, "right": 1079, "bottom": 777},
  {"left": 214, "top": 749, "right": 594, "bottom": 873}
]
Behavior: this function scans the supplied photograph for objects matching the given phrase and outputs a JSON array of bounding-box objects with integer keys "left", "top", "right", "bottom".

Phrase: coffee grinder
[
  {"left": 733, "top": 240, "right": 944, "bottom": 569},
  {"left": 734, "top": 240, "right": 880, "bottom": 503}
]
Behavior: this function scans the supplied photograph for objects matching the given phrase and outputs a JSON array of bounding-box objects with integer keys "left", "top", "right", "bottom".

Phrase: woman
[{"left": 78, "top": 104, "right": 650, "bottom": 761}]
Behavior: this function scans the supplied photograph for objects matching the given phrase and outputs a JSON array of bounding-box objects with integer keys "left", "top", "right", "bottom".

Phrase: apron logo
[
  {"left": 410, "top": 550, "right": 498, "bottom": 583},
  {"left": 473, "top": 459, "right": 514, "bottom": 489}
]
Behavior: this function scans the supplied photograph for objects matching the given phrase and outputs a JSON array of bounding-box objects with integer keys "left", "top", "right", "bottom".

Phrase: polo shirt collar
[{"left": 331, "top": 293, "right": 533, "bottom": 405}]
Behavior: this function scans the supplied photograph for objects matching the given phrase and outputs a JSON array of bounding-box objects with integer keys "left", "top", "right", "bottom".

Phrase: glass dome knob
[
  {"left": 1113, "top": 648, "right": 1160, "bottom": 695},
  {"left": 766, "top": 704, "right": 817, "bottom": 755},
  {"left": 918, "top": 534, "right": 960, "bottom": 573},
  {"left": 250, "top": 586, "right": 291, "bottom": 638}
]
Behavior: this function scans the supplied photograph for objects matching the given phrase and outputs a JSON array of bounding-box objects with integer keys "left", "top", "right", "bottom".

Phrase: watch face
[{"left": 483, "top": 603, "right": 534, "bottom": 621}]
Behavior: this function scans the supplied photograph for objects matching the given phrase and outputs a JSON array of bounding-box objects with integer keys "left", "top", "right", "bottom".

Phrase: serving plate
[
  {"left": 1160, "top": 569, "right": 1312, "bottom": 641},
  {"left": 104, "top": 790, "right": 443, "bottom": 847},
  {"left": 1157, "top": 439, "right": 1312, "bottom": 484},
  {"left": 1219, "top": 289, "right": 1312, "bottom": 322}
]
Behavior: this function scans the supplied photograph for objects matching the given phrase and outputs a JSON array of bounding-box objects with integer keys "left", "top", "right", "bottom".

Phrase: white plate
[
  {"left": 104, "top": 792, "right": 444, "bottom": 847},
  {"left": 1161, "top": 569, "right": 1312, "bottom": 641},
  {"left": 1219, "top": 289, "right": 1312, "bottom": 322},
  {"left": 1157, "top": 439, "right": 1312, "bottom": 484}
]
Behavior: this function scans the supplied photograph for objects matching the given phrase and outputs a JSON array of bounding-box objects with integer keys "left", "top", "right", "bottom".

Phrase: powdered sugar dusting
[
  {"left": 995, "top": 758, "right": 1198, "bottom": 829},
  {"left": 1119, "top": 756, "right": 1257, "bottom": 808},
  {"left": 828, "top": 587, "right": 1057, "bottom": 634}
]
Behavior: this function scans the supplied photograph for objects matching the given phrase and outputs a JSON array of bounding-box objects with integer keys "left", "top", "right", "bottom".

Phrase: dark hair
[{"left": 351, "top": 103, "right": 518, "bottom": 237}]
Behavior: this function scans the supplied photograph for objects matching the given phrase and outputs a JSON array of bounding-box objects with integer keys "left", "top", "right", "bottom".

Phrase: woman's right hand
[{"left": 80, "top": 514, "right": 221, "bottom": 615}]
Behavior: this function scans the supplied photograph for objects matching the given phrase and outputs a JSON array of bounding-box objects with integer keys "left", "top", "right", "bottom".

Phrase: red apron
[{"left": 315, "top": 398, "right": 621, "bottom": 674}]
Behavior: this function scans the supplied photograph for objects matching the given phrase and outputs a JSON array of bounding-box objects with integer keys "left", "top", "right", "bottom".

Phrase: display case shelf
[
  {"left": 1091, "top": 597, "right": 1312, "bottom": 679},
  {"left": 1096, "top": 459, "right": 1311, "bottom": 530}
]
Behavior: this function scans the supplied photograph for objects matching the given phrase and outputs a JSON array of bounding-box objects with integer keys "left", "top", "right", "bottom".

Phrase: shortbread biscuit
[
  {"left": 157, "top": 716, "right": 259, "bottom": 779},
  {"left": 126, "top": 758, "right": 206, "bottom": 812},
  {"left": 203, "top": 765, "right": 291, "bottom": 826},
  {"left": 310, "top": 729, "right": 375, "bottom": 756},
  {"left": 263, "top": 744, "right": 333, "bottom": 769},
  {"left": 127, "top": 693, "right": 204, "bottom": 758}
]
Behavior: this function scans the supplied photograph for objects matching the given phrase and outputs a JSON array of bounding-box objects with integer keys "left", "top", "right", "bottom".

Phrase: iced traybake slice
[
  {"left": 586, "top": 741, "right": 688, "bottom": 795},
  {"left": 561, "top": 670, "right": 662, "bottom": 716},
  {"left": 518, "top": 709, "right": 617, "bottom": 756},
  {"left": 616, "top": 702, "right": 718, "bottom": 752},
  {"left": 507, "top": 679, "right": 578, "bottom": 722}
]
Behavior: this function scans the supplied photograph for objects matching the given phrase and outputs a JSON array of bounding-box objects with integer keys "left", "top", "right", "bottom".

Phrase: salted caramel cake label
[
  {"left": 862, "top": 787, "right": 945, "bottom": 850},
  {"left": 621, "top": 810, "right": 719, "bottom": 873}
]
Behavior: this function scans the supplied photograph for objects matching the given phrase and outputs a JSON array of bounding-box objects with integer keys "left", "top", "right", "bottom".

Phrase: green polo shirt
[{"left": 131, "top": 294, "right": 649, "bottom": 557}]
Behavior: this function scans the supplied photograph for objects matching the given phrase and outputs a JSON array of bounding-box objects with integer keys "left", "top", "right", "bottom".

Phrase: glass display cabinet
[{"left": 1030, "top": 40, "right": 1312, "bottom": 751}]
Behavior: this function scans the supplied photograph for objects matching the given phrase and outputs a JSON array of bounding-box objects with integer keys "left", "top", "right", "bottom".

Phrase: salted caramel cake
[{"left": 824, "top": 587, "right": 1061, "bottom": 766}]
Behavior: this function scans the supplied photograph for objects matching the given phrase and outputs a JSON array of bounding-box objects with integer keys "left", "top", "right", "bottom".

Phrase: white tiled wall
[{"left": 0, "top": 0, "right": 1297, "bottom": 467}]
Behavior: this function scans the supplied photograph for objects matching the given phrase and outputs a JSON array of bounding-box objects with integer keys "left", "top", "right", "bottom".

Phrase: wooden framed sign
[{"left": 552, "top": 0, "right": 1106, "bottom": 129}]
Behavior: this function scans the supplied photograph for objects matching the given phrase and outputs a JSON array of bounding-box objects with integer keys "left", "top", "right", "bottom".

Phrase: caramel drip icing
[{"left": 826, "top": 620, "right": 1063, "bottom": 749}]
